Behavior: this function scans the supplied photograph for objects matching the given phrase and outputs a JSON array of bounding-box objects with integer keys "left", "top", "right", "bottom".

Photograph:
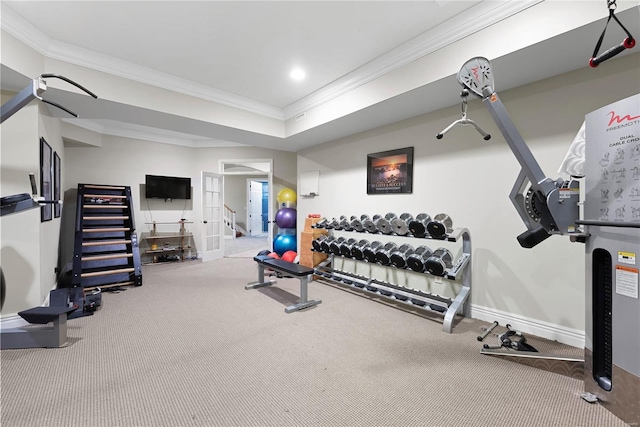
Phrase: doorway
[
  {"left": 248, "top": 179, "right": 268, "bottom": 236},
  {"left": 219, "top": 159, "right": 273, "bottom": 251}
]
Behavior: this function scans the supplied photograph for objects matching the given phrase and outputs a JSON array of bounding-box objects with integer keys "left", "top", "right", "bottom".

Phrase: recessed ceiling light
[{"left": 290, "top": 68, "right": 305, "bottom": 81}]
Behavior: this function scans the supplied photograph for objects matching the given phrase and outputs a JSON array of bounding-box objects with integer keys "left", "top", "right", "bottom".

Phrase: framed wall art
[
  {"left": 366, "top": 147, "right": 414, "bottom": 195},
  {"left": 40, "top": 137, "right": 52, "bottom": 222},
  {"left": 54, "top": 151, "right": 61, "bottom": 218}
]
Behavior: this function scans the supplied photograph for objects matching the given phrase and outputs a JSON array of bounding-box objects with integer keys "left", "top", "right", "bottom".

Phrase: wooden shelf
[
  {"left": 142, "top": 221, "right": 193, "bottom": 263},
  {"left": 146, "top": 233, "right": 193, "bottom": 239}
]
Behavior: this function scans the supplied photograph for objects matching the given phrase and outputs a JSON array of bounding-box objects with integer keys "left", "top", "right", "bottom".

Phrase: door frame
[{"left": 219, "top": 159, "right": 273, "bottom": 249}]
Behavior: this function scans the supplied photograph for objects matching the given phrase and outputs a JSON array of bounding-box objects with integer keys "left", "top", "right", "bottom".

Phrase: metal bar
[{"left": 0, "top": 79, "right": 46, "bottom": 124}]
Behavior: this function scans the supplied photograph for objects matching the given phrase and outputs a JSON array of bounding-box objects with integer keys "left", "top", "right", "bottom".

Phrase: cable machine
[{"left": 448, "top": 55, "right": 638, "bottom": 424}]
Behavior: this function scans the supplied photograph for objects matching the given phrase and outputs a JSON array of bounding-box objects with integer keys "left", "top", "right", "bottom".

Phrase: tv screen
[{"left": 145, "top": 175, "right": 191, "bottom": 200}]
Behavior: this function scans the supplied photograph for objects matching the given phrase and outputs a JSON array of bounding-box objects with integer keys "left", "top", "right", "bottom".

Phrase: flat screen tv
[{"left": 145, "top": 174, "right": 191, "bottom": 200}]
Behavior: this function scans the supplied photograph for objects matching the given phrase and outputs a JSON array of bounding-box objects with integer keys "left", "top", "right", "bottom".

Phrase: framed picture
[
  {"left": 367, "top": 147, "right": 414, "bottom": 194},
  {"left": 40, "top": 137, "right": 52, "bottom": 222},
  {"left": 54, "top": 151, "right": 61, "bottom": 218}
]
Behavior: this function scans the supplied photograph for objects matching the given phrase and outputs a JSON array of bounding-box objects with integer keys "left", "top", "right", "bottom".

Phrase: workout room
[{"left": 1, "top": 2, "right": 639, "bottom": 426}]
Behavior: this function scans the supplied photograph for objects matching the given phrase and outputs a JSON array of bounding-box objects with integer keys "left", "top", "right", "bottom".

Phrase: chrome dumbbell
[
  {"left": 350, "top": 215, "right": 368, "bottom": 232},
  {"left": 363, "top": 214, "right": 380, "bottom": 233},
  {"left": 320, "top": 235, "right": 336, "bottom": 253},
  {"left": 329, "top": 237, "right": 347, "bottom": 255},
  {"left": 425, "top": 247, "right": 454, "bottom": 276},
  {"left": 338, "top": 215, "right": 354, "bottom": 231},
  {"left": 312, "top": 235, "right": 329, "bottom": 252},
  {"left": 363, "top": 241, "right": 384, "bottom": 263},
  {"left": 427, "top": 213, "right": 453, "bottom": 239},
  {"left": 391, "top": 213, "right": 414, "bottom": 236},
  {"left": 406, "top": 245, "right": 433, "bottom": 272},
  {"left": 408, "top": 213, "right": 432, "bottom": 238},
  {"left": 350, "top": 239, "right": 370, "bottom": 260},
  {"left": 314, "top": 218, "right": 330, "bottom": 229},
  {"left": 339, "top": 238, "right": 359, "bottom": 258},
  {"left": 325, "top": 218, "right": 340, "bottom": 229},
  {"left": 376, "top": 212, "right": 398, "bottom": 235},
  {"left": 390, "top": 244, "right": 415, "bottom": 269},
  {"left": 375, "top": 242, "right": 399, "bottom": 265}
]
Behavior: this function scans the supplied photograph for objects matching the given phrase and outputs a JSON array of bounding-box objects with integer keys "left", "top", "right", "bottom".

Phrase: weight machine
[
  {"left": 1, "top": 73, "right": 98, "bottom": 349},
  {"left": 450, "top": 56, "right": 639, "bottom": 424}
]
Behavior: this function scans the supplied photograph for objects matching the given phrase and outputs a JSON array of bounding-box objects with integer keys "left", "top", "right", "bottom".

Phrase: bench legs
[
  {"left": 245, "top": 263, "right": 277, "bottom": 289},
  {"left": 246, "top": 264, "right": 322, "bottom": 313},
  {"left": 285, "top": 273, "right": 322, "bottom": 313}
]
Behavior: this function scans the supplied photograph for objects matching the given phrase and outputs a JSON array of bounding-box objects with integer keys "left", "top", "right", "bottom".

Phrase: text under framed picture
[
  {"left": 54, "top": 151, "right": 61, "bottom": 218},
  {"left": 367, "top": 147, "right": 414, "bottom": 195},
  {"left": 40, "top": 137, "right": 52, "bottom": 222}
]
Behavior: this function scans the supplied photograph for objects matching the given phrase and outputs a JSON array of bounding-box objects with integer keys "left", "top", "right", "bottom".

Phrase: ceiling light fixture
[{"left": 290, "top": 68, "right": 306, "bottom": 81}]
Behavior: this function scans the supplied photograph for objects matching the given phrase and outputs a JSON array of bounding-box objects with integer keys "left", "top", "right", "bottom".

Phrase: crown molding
[
  {"left": 0, "top": 4, "right": 50, "bottom": 54},
  {"left": 62, "top": 118, "right": 246, "bottom": 148},
  {"left": 282, "top": 0, "right": 542, "bottom": 120},
  {"left": 3, "top": 1, "right": 541, "bottom": 124}
]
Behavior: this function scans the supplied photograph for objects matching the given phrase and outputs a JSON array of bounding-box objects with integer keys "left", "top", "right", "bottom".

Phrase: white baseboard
[
  {"left": 1, "top": 314, "right": 30, "bottom": 329},
  {"left": 470, "top": 304, "right": 585, "bottom": 349}
]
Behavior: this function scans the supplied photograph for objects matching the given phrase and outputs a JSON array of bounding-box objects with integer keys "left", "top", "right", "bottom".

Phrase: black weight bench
[
  {"left": 0, "top": 305, "right": 78, "bottom": 349},
  {"left": 246, "top": 255, "right": 322, "bottom": 313}
]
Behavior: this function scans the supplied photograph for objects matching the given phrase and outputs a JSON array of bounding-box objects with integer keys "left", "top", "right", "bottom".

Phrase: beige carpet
[{"left": 0, "top": 257, "right": 627, "bottom": 427}]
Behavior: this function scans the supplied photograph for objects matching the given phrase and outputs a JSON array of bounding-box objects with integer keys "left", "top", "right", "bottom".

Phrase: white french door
[{"left": 201, "top": 171, "right": 224, "bottom": 262}]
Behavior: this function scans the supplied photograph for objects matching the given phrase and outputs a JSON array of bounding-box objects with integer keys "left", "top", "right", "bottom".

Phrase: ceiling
[{"left": 1, "top": 1, "right": 639, "bottom": 152}]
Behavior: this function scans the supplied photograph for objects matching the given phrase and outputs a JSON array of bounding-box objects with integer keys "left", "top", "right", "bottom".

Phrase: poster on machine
[{"left": 584, "top": 94, "right": 640, "bottom": 223}]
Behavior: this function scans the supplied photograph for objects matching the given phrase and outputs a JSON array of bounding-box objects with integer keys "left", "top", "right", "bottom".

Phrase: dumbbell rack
[{"left": 312, "top": 225, "right": 471, "bottom": 333}]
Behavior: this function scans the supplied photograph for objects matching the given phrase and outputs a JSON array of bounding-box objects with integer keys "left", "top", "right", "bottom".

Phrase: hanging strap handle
[{"left": 589, "top": 0, "right": 635, "bottom": 67}]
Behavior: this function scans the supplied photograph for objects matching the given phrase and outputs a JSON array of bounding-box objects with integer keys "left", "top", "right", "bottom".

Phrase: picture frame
[
  {"left": 40, "top": 137, "right": 52, "bottom": 222},
  {"left": 54, "top": 151, "right": 61, "bottom": 218},
  {"left": 367, "top": 147, "right": 414, "bottom": 195}
]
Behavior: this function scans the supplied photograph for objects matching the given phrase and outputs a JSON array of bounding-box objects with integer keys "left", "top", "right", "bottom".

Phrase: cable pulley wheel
[{"left": 524, "top": 187, "right": 543, "bottom": 222}]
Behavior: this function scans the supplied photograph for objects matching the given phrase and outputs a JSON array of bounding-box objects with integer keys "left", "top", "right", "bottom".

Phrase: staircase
[
  {"left": 71, "top": 184, "right": 142, "bottom": 291},
  {"left": 224, "top": 204, "right": 247, "bottom": 238}
]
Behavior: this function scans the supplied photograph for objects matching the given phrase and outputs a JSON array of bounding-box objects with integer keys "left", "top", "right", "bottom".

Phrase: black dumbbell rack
[{"left": 311, "top": 220, "right": 471, "bottom": 333}]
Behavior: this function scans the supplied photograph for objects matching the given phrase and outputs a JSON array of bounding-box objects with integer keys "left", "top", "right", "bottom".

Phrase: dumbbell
[
  {"left": 408, "top": 213, "right": 432, "bottom": 238},
  {"left": 329, "top": 237, "right": 347, "bottom": 255},
  {"left": 425, "top": 247, "right": 454, "bottom": 276},
  {"left": 391, "top": 213, "right": 413, "bottom": 236},
  {"left": 362, "top": 214, "right": 380, "bottom": 233},
  {"left": 363, "top": 241, "right": 383, "bottom": 263},
  {"left": 406, "top": 245, "right": 433, "bottom": 272},
  {"left": 350, "top": 239, "right": 370, "bottom": 260},
  {"left": 339, "top": 216, "right": 354, "bottom": 231},
  {"left": 427, "top": 213, "right": 453, "bottom": 239},
  {"left": 350, "top": 215, "right": 368, "bottom": 232},
  {"left": 325, "top": 218, "right": 339, "bottom": 229},
  {"left": 376, "top": 212, "right": 398, "bottom": 234},
  {"left": 390, "top": 244, "right": 415, "bottom": 269},
  {"left": 319, "top": 235, "right": 336, "bottom": 253},
  {"left": 312, "top": 235, "right": 329, "bottom": 252},
  {"left": 375, "top": 242, "right": 399, "bottom": 265},
  {"left": 314, "top": 218, "right": 330, "bottom": 229},
  {"left": 339, "top": 238, "right": 359, "bottom": 258}
]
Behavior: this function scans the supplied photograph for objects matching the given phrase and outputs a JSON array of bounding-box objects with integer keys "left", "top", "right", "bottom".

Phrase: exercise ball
[
  {"left": 275, "top": 208, "right": 297, "bottom": 228},
  {"left": 273, "top": 234, "right": 297, "bottom": 256},
  {"left": 277, "top": 188, "right": 297, "bottom": 207},
  {"left": 282, "top": 250, "right": 297, "bottom": 263}
]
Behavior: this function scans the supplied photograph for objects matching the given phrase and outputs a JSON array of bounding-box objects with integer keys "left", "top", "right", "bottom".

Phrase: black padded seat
[
  {"left": 262, "top": 259, "right": 314, "bottom": 276},
  {"left": 18, "top": 305, "right": 78, "bottom": 324}
]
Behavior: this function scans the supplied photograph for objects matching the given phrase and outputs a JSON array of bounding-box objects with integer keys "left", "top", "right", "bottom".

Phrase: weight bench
[{"left": 246, "top": 255, "right": 322, "bottom": 313}]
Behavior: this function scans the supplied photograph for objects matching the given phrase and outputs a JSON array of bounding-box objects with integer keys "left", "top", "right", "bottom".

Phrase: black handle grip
[
  {"left": 516, "top": 226, "right": 551, "bottom": 248},
  {"left": 590, "top": 38, "right": 636, "bottom": 67}
]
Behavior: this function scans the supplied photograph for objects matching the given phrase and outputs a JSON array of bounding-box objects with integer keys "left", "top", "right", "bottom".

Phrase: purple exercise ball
[{"left": 275, "top": 207, "right": 297, "bottom": 228}]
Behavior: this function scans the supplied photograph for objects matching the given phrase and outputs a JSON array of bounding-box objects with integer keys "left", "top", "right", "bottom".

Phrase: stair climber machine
[
  {"left": 1, "top": 74, "right": 98, "bottom": 349},
  {"left": 451, "top": 56, "right": 639, "bottom": 424}
]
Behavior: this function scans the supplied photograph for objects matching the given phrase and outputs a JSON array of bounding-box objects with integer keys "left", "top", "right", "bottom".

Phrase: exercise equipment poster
[{"left": 367, "top": 147, "right": 414, "bottom": 194}]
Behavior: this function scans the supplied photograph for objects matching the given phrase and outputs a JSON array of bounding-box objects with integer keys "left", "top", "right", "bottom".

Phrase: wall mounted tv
[{"left": 145, "top": 174, "right": 191, "bottom": 200}]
